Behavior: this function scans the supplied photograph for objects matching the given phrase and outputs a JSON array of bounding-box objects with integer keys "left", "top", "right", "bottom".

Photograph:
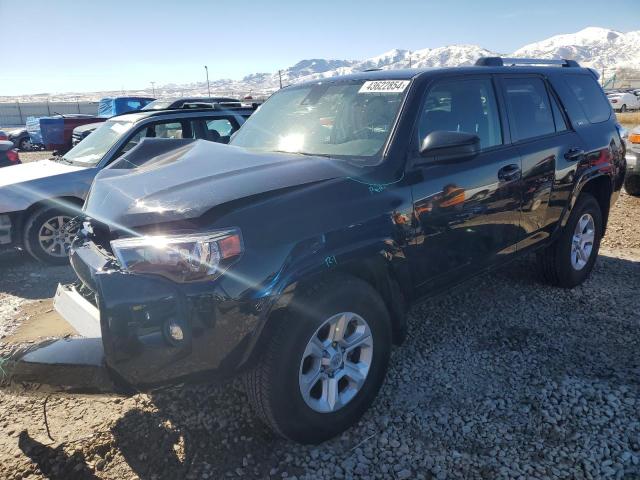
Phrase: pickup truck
[{"left": 3, "top": 57, "right": 625, "bottom": 444}]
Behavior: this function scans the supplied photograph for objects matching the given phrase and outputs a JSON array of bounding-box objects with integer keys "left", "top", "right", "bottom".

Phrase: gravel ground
[{"left": 0, "top": 192, "right": 638, "bottom": 480}]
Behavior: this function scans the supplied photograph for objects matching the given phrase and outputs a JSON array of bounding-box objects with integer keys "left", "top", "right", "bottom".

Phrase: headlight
[{"left": 110, "top": 229, "right": 242, "bottom": 283}]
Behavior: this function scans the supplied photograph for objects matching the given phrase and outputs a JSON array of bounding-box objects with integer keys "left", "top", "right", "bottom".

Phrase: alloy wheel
[
  {"left": 19, "top": 138, "right": 32, "bottom": 151},
  {"left": 38, "top": 215, "right": 75, "bottom": 257},
  {"left": 298, "top": 312, "right": 374, "bottom": 413},
  {"left": 571, "top": 213, "right": 595, "bottom": 270}
]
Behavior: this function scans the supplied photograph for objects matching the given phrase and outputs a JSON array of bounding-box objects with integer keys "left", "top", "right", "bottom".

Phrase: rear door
[
  {"left": 408, "top": 75, "right": 523, "bottom": 293},
  {"left": 498, "top": 75, "right": 584, "bottom": 249}
]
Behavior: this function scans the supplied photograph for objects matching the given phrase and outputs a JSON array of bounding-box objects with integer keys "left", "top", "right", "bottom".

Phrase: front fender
[{"left": 237, "top": 232, "right": 412, "bottom": 369}]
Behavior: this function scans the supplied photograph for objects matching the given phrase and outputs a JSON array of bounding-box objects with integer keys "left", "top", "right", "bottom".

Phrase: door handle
[
  {"left": 564, "top": 147, "right": 584, "bottom": 161},
  {"left": 498, "top": 164, "right": 521, "bottom": 182}
]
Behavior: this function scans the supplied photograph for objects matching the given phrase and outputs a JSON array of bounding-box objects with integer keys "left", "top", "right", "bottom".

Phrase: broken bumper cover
[
  {"left": 0, "top": 285, "right": 121, "bottom": 393},
  {"left": 0, "top": 338, "right": 121, "bottom": 393},
  {"left": 2, "top": 239, "right": 269, "bottom": 393}
]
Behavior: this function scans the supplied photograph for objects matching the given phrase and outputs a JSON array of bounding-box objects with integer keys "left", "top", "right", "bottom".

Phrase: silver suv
[{"left": 0, "top": 107, "right": 253, "bottom": 263}]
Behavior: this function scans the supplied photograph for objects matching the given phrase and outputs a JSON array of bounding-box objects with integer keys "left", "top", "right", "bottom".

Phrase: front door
[{"left": 407, "top": 75, "right": 523, "bottom": 294}]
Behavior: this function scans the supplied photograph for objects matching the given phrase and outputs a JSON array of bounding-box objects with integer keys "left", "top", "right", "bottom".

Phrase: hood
[
  {"left": 8, "top": 128, "right": 27, "bottom": 138},
  {"left": 0, "top": 160, "right": 95, "bottom": 213},
  {"left": 85, "top": 139, "right": 354, "bottom": 231},
  {"left": 0, "top": 159, "right": 86, "bottom": 188}
]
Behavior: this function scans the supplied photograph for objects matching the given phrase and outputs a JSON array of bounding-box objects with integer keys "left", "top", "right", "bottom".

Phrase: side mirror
[
  {"left": 0, "top": 141, "right": 14, "bottom": 152},
  {"left": 418, "top": 131, "right": 481, "bottom": 163}
]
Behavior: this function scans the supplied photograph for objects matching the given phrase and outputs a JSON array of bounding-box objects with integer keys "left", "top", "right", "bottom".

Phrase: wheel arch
[
  {"left": 240, "top": 246, "right": 413, "bottom": 372},
  {"left": 577, "top": 175, "right": 613, "bottom": 235},
  {"left": 559, "top": 171, "right": 613, "bottom": 239}
]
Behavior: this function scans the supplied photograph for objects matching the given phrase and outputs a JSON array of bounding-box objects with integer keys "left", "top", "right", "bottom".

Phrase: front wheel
[
  {"left": 23, "top": 206, "right": 79, "bottom": 264},
  {"left": 244, "top": 274, "right": 392, "bottom": 444},
  {"left": 625, "top": 175, "right": 640, "bottom": 197},
  {"left": 537, "top": 193, "right": 602, "bottom": 288},
  {"left": 620, "top": 104, "right": 628, "bottom": 113},
  {"left": 18, "top": 137, "right": 32, "bottom": 151}
]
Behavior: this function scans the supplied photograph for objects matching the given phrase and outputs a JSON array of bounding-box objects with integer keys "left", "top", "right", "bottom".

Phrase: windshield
[
  {"left": 63, "top": 120, "right": 133, "bottom": 165},
  {"left": 230, "top": 79, "right": 409, "bottom": 165}
]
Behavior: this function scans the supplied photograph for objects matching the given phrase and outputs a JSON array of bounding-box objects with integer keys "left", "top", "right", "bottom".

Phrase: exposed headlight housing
[{"left": 110, "top": 229, "right": 242, "bottom": 283}]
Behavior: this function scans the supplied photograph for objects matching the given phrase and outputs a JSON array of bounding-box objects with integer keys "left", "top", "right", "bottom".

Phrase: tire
[
  {"left": 537, "top": 193, "right": 602, "bottom": 288},
  {"left": 625, "top": 175, "right": 640, "bottom": 197},
  {"left": 621, "top": 104, "right": 627, "bottom": 113},
  {"left": 23, "top": 205, "right": 79, "bottom": 264},
  {"left": 18, "top": 137, "right": 31, "bottom": 151},
  {"left": 244, "top": 274, "right": 392, "bottom": 444}
]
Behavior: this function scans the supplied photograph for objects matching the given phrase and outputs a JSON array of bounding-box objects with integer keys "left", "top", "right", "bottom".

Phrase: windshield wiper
[
  {"left": 273, "top": 150, "right": 334, "bottom": 159},
  {"left": 53, "top": 156, "right": 73, "bottom": 165}
]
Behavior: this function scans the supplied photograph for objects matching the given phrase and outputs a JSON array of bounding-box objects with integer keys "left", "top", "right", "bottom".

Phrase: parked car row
[
  {"left": 0, "top": 57, "right": 628, "bottom": 444},
  {"left": 70, "top": 96, "right": 249, "bottom": 146},
  {"left": 606, "top": 90, "right": 640, "bottom": 112},
  {"left": 0, "top": 106, "right": 253, "bottom": 263},
  {"left": 5, "top": 95, "right": 250, "bottom": 153}
]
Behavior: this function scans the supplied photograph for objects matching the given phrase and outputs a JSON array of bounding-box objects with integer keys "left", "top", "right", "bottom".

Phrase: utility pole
[
  {"left": 408, "top": 51, "right": 412, "bottom": 69},
  {"left": 278, "top": 70, "right": 283, "bottom": 89},
  {"left": 204, "top": 65, "right": 211, "bottom": 98},
  {"left": 150, "top": 81, "right": 156, "bottom": 97}
]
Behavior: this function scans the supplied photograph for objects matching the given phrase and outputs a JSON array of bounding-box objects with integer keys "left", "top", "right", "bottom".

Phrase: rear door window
[
  {"left": 204, "top": 117, "right": 241, "bottom": 144},
  {"left": 502, "top": 77, "right": 555, "bottom": 142},
  {"left": 564, "top": 74, "right": 612, "bottom": 123},
  {"left": 549, "top": 91, "right": 568, "bottom": 132}
]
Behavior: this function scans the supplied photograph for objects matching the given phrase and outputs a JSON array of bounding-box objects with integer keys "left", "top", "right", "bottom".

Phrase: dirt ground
[{"left": 0, "top": 189, "right": 639, "bottom": 478}]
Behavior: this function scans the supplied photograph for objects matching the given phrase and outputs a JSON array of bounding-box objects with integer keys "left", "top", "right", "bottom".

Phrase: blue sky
[{"left": 0, "top": 0, "right": 638, "bottom": 96}]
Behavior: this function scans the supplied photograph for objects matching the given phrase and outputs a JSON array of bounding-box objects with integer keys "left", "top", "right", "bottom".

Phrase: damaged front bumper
[{"left": 1, "top": 239, "right": 270, "bottom": 393}]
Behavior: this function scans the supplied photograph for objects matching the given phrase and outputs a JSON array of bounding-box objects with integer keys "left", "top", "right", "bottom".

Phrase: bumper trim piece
[
  {"left": 0, "top": 338, "right": 121, "bottom": 393},
  {"left": 53, "top": 283, "right": 101, "bottom": 338}
]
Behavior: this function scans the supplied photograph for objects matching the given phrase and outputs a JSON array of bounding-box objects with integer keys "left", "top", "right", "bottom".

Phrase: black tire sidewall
[
  {"left": 555, "top": 194, "right": 602, "bottom": 287},
  {"left": 24, "top": 207, "right": 74, "bottom": 265},
  {"left": 268, "top": 277, "right": 392, "bottom": 443},
  {"left": 625, "top": 175, "right": 640, "bottom": 196}
]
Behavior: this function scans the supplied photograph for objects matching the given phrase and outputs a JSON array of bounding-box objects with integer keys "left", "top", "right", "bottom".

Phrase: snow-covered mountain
[
  {"left": 513, "top": 27, "right": 640, "bottom": 71},
  {"left": 161, "top": 26, "right": 640, "bottom": 96},
  {"left": 3, "top": 27, "right": 638, "bottom": 102}
]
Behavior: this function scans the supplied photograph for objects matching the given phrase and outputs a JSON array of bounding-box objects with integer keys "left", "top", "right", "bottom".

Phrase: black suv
[{"left": 6, "top": 58, "right": 625, "bottom": 444}]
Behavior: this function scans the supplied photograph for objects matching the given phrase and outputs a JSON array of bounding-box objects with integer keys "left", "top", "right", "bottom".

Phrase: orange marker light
[
  {"left": 629, "top": 133, "right": 640, "bottom": 144},
  {"left": 220, "top": 234, "right": 242, "bottom": 258}
]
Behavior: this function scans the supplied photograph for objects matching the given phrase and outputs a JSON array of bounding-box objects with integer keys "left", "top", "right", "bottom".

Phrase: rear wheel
[
  {"left": 24, "top": 206, "right": 79, "bottom": 264},
  {"left": 625, "top": 175, "right": 640, "bottom": 197},
  {"left": 244, "top": 274, "right": 392, "bottom": 443},
  {"left": 537, "top": 193, "right": 602, "bottom": 288}
]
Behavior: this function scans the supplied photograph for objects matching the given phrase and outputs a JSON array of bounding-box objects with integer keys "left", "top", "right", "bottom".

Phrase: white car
[{"left": 607, "top": 92, "right": 639, "bottom": 112}]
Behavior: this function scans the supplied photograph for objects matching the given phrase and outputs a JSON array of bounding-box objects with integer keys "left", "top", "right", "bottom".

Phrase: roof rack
[
  {"left": 475, "top": 57, "right": 580, "bottom": 68},
  {"left": 179, "top": 101, "right": 250, "bottom": 111}
]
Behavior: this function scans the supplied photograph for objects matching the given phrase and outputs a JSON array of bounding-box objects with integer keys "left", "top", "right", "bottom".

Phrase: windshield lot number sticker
[{"left": 359, "top": 80, "right": 410, "bottom": 93}]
